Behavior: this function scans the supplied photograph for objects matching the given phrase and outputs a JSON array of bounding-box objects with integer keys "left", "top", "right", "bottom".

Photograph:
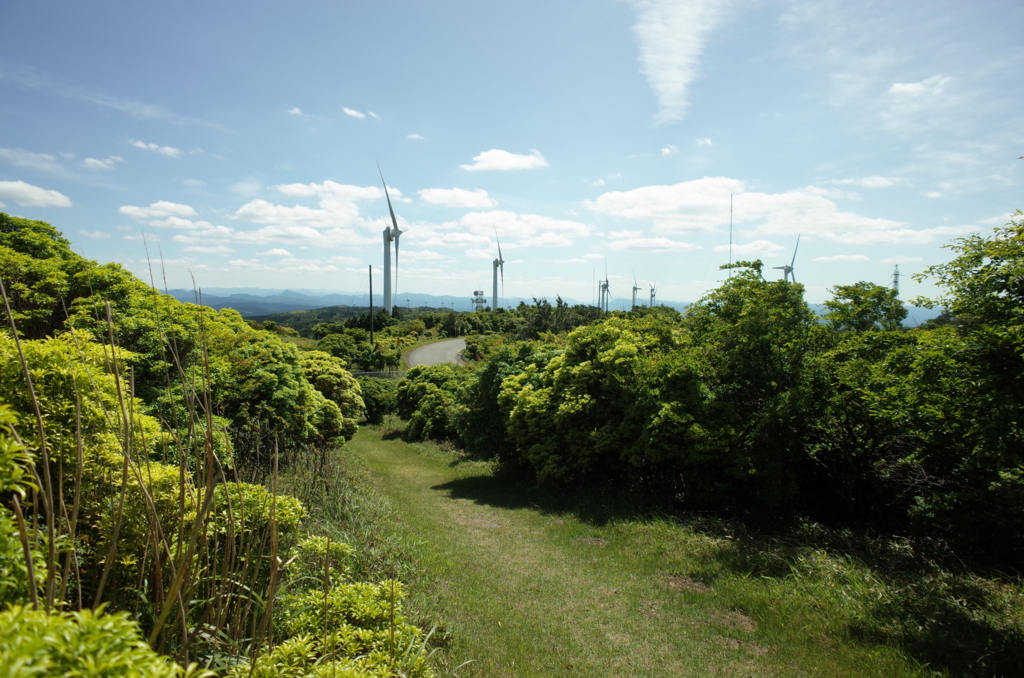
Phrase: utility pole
[{"left": 368, "top": 265, "right": 374, "bottom": 346}]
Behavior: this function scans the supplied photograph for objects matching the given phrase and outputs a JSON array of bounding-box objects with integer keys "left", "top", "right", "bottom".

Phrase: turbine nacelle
[{"left": 774, "top": 235, "right": 801, "bottom": 283}]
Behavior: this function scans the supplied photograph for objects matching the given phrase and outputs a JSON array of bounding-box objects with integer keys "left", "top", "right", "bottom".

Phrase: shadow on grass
[{"left": 431, "top": 472, "right": 1024, "bottom": 678}]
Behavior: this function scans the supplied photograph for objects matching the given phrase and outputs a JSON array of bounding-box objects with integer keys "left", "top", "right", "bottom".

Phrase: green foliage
[
  {"left": 824, "top": 281, "right": 907, "bottom": 332},
  {"left": 0, "top": 605, "right": 210, "bottom": 677},
  {"left": 287, "top": 536, "right": 355, "bottom": 591},
  {"left": 317, "top": 332, "right": 358, "bottom": 364},
  {"left": 299, "top": 351, "right": 363, "bottom": 440},
  {"left": 462, "top": 333, "right": 505, "bottom": 362},
  {"left": 455, "top": 341, "right": 559, "bottom": 462},
  {"left": 355, "top": 377, "right": 397, "bottom": 425},
  {"left": 396, "top": 365, "right": 471, "bottom": 442}
]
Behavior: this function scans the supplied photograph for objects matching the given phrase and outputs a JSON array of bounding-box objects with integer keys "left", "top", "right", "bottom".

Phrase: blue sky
[{"left": 1, "top": 0, "right": 1021, "bottom": 304}]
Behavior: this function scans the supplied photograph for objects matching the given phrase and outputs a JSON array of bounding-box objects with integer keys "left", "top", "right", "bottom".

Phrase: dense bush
[
  {"left": 355, "top": 376, "right": 397, "bottom": 425},
  {"left": 0, "top": 605, "right": 209, "bottom": 677},
  {"left": 396, "top": 365, "right": 471, "bottom": 443}
]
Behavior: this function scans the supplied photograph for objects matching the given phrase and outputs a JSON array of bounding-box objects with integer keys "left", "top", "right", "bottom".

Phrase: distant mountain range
[
  {"left": 165, "top": 288, "right": 942, "bottom": 326},
  {"left": 165, "top": 288, "right": 689, "bottom": 316}
]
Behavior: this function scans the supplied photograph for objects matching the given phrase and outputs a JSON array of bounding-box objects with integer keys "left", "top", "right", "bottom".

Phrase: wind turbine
[
  {"left": 632, "top": 270, "right": 641, "bottom": 309},
  {"left": 377, "top": 164, "right": 406, "bottom": 315},
  {"left": 774, "top": 235, "right": 800, "bottom": 283},
  {"left": 649, "top": 281, "right": 656, "bottom": 307},
  {"left": 598, "top": 263, "right": 611, "bottom": 312},
  {"left": 492, "top": 230, "right": 505, "bottom": 310}
]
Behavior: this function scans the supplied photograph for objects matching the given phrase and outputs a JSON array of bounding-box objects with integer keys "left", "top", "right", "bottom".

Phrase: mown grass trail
[{"left": 349, "top": 427, "right": 925, "bottom": 678}]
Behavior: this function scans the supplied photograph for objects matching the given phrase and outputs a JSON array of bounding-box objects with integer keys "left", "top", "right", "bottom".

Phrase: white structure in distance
[{"left": 378, "top": 166, "right": 405, "bottom": 315}]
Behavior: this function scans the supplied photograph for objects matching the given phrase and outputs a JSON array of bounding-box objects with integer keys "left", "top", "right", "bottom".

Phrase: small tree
[{"left": 824, "top": 281, "right": 907, "bottom": 332}]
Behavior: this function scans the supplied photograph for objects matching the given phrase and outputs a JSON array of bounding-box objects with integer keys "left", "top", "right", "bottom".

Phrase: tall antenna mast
[
  {"left": 892, "top": 264, "right": 901, "bottom": 297},
  {"left": 728, "top": 193, "right": 734, "bottom": 277}
]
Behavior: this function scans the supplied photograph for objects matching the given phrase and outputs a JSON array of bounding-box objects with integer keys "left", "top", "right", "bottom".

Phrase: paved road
[{"left": 405, "top": 337, "right": 466, "bottom": 367}]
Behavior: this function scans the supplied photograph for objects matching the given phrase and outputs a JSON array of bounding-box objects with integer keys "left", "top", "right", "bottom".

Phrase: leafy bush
[
  {"left": 396, "top": 365, "right": 471, "bottom": 443},
  {"left": 0, "top": 605, "right": 210, "bottom": 677},
  {"left": 355, "top": 377, "right": 397, "bottom": 425},
  {"left": 299, "top": 351, "right": 363, "bottom": 440}
]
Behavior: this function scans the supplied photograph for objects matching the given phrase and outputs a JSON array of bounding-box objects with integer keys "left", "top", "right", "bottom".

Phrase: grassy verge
[{"left": 343, "top": 421, "right": 958, "bottom": 678}]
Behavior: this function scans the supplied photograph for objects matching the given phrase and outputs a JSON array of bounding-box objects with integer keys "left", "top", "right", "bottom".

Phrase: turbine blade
[
  {"left": 791, "top": 235, "right": 800, "bottom": 267},
  {"left": 495, "top": 229, "right": 503, "bottom": 262},
  {"left": 376, "top": 163, "right": 400, "bottom": 232}
]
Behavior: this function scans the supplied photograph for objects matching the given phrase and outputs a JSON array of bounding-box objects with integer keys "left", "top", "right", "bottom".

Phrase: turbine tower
[
  {"left": 598, "top": 263, "right": 611, "bottom": 312},
  {"left": 631, "top": 271, "right": 641, "bottom": 309},
  {"left": 773, "top": 235, "right": 801, "bottom": 283},
  {"left": 377, "top": 165, "right": 406, "bottom": 315},
  {"left": 492, "top": 231, "right": 505, "bottom": 310},
  {"left": 649, "top": 282, "right": 656, "bottom": 307}
]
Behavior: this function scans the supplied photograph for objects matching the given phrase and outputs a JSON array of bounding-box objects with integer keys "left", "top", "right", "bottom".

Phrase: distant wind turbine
[
  {"left": 774, "top": 235, "right": 800, "bottom": 283},
  {"left": 377, "top": 163, "right": 406, "bottom": 315},
  {"left": 492, "top": 230, "right": 505, "bottom": 310},
  {"left": 632, "top": 270, "right": 641, "bottom": 309}
]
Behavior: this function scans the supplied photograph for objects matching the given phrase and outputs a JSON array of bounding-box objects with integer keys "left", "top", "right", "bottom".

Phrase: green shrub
[
  {"left": 355, "top": 377, "right": 397, "bottom": 425},
  {"left": 0, "top": 605, "right": 211, "bottom": 677}
]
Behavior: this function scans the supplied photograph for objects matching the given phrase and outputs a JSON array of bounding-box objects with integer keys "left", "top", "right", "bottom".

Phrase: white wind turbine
[
  {"left": 632, "top": 270, "right": 641, "bottom": 309},
  {"left": 774, "top": 235, "right": 800, "bottom": 283},
  {"left": 649, "top": 280, "right": 656, "bottom": 307},
  {"left": 377, "top": 164, "right": 406, "bottom": 315},
  {"left": 492, "top": 230, "right": 505, "bottom": 310}
]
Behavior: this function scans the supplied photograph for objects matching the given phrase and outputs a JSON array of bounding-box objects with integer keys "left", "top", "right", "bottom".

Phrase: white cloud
[
  {"left": 882, "top": 75, "right": 954, "bottom": 132},
  {"left": 397, "top": 250, "right": 446, "bottom": 264},
  {"left": 0, "top": 180, "right": 71, "bottom": 207},
  {"left": 585, "top": 176, "right": 742, "bottom": 233},
  {"left": 229, "top": 177, "right": 263, "bottom": 196},
  {"left": 661, "top": 144, "right": 678, "bottom": 155},
  {"left": 286, "top": 107, "right": 305, "bottom": 116},
  {"left": 273, "top": 181, "right": 382, "bottom": 201},
  {"left": 437, "top": 210, "right": 593, "bottom": 244},
  {"left": 418, "top": 187, "right": 497, "bottom": 208},
  {"left": 82, "top": 156, "right": 124, "bottom": 170},
  {"left": 924, "top": 191, "right": 943, "bottom": 199},
  {"left": 712, "top": 239, "right": 785, "bottom": 257},
  {"left": 130, "top": 140, "right": 181, "bottom": 157},
  {"left": 629, "top": 0, "right": 728, "bottom": 123},
  {"left": 881, "top": 256, "right": 924, "bottom": 264},
  {"left": 0, "top": 62, "right": 221, "bottom": 128},
  {"left": 695, "top": 138, "right": 712, "bottom": 147},
  {"left": 813, "top": 254, "right": 869, "bottom": 262},
  {"left": 460, "top": 149, "right": 548, "bottom": 171},
  {"left": 227, "top": 258, "right": 338, "bottom": 274},
  {"left": 889, "top": 75, "right": 950, "bottom": 97},
  {"left": 368, "top": 112, "right": 380, "bottom": 119},
  {"left": 0, "top": 148, "right": 67, "bottom": 176},
  {"left": 78, "top": 229, "right": 110, "bottom": 239},
  {"left": 585, "top": 177, "right": 963, "bottom": 246},
  {"left": 342, "top": 107, "right": 366, "bottom": 118},
  {"left": 257, "top": 248, "right": 291, "bottom": 256},
  {"left": 546, "top": 253, "right": 604, "bottom": 264},
  {"left": 407, "top": 133, "right": 424, "bottom": 140},
  {"left": 834, "top": 176, "right": 900, "bottom": 188},
  {"left": 183, "top": 245, "right": 234, "bottom": 254},
  {"left": 328, "top": 255, "right": 362, "bottom": 265},
  {"left": 119, "top": 201, "right": 197, "bottom": 219},
  {"left": 605, "top": 236, "right": 700, "bottom": 252}
]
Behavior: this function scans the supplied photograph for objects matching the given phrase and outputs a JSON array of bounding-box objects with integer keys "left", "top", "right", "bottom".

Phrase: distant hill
[{"left": 171, "top": 287, "right": 942, "bottom": 327}]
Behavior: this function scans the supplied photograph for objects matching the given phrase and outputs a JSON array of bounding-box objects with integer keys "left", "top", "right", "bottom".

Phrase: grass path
[{"left": 348, "top": 428, "right": 925, "bottom": 678}]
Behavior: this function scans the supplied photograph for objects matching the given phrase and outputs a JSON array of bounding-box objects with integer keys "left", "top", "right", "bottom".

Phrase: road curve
[{"left": 405, "top": 337, "right": 466, "bottom": 367}]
